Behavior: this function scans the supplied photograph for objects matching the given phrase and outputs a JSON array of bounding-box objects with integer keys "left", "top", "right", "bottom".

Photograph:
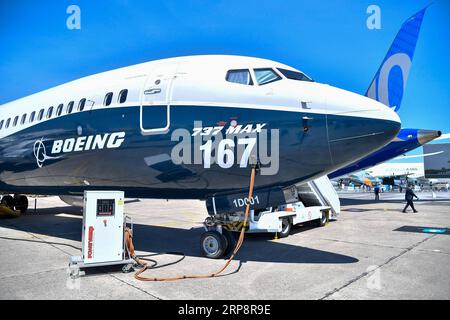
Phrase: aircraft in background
[
  {"left": 368, "top": 162, "right": 424, "bottom": 178},
  {"left": 380, "top": 134, "right": 450, "bottom": 187},
  {"left": 367, "top": 162, "right": 428, "bottom": 187},
  {"left": 328, "top": 8, "right": 442, "bottom": 182},
  {"left": 336, "top": 162, "right": 427, "bottom": 189},
  {"left": 336, "top": 171, "right": 380, "bottom": 188},
  {"left": 334, "top": 134, "right": 450, "bottom": 189}
]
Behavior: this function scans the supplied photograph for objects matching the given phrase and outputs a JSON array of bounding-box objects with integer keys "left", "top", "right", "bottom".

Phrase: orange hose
[
  {"left": 132, "top": 166, "right": 257, "bottom": 281},
  {"left": 124, "top": 228, "right": 135, "bottom": 256}
]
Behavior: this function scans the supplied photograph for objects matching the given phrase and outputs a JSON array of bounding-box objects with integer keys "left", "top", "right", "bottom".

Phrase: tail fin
[{"left": 366, "top": 7, "right": 428, "bottom": 112}]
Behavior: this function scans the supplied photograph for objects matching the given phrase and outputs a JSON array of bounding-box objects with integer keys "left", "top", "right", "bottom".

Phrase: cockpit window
[
  {"left": 254, "top": 68, "right": 281, "bottom": 85},
  {"left": 277, "top": 68, "right": 314, "bottom": 82},
  {"left": 226, "top": 69, "right": 253, "bottom": 85}
]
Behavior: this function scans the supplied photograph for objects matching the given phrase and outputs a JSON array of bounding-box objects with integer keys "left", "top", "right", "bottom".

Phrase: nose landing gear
[
  {"left": 200, "top": 231, "right": 227, "bottom": 259},
  {"left": 200, "top": 223, "right": 238, "bottom": 259}
]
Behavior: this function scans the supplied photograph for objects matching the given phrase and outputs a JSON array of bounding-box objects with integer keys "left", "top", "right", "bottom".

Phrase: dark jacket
[{"left": 405, "top": 188, "right": 418, "bottom": 201}]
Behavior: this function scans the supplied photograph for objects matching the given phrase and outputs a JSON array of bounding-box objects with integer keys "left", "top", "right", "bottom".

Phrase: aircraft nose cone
[
  {"left": 327, "top": 101, "right": 401, "bottom": 169},
  {"left": 417, "top": 130, "right": 442, "bottom": 145}
]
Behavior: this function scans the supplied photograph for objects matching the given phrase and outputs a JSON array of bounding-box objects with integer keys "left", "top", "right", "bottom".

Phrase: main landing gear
[{"left": 1, "top": 194, "right": 29, "bottom": 213}]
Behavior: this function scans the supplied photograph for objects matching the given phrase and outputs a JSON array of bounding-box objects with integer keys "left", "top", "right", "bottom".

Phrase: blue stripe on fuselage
[{"left": 0, "top": 105, "right": 398, "bottom": 199}]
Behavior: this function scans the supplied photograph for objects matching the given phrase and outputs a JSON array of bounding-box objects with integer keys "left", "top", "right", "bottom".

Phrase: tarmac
[{"left": 0, "top": 190, "right": 449, "bottom": 300}]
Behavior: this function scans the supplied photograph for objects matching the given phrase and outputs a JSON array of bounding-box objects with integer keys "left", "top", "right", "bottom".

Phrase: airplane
[
  {"left": 0, "top": 52, "right": 400, "bottom": 216},
  {"left": 336, "top": 162, "right": 429, "bottom": 190},
  {"left": 337, "top": 162, "right": 429, "bottom": 190},
  {"left": 370, "top": 140, "right": 450, "bottom": 188},
  {"left": 328, "top": 8, "right": 442, "bottom": 181},
  {"left": 367, "top": 162, "right": 427, "bottom": 188},
  {"left": 367, "top": 162, "right": 424, "bottom": 179},
  {"left": 336, "top": 171, "right": 380, "bottom": 188}
]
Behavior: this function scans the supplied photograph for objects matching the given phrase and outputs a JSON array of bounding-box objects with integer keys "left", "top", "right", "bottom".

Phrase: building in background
[{"left": 424, "top": 143, "right": 450, "bottom": 179}]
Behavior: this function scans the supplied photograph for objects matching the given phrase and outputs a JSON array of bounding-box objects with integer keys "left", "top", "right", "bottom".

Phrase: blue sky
[{"left": 1, "top": 0, "right": 449, "bottom": 162}]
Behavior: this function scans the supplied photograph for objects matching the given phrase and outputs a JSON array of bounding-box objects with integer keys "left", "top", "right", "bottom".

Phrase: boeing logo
[
  {"left": 34, "top": 132, "right": 126, "bottom": 167},
  {"left": 51, "top": 132, "right": 126, "bottom": 154},
  {"left": 33, "top": 138, "right": 62, "bottom": 168}
]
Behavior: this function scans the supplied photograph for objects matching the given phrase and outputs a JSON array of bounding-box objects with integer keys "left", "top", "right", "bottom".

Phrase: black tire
[
  {"left": 200, "top": 231, "right": 227, "bottom": 259},
  {"left": 222, "top": 229, "right": 236, "bottom": 256},
  {"left": 316, "top": 211, "right": 329, "bottom": 227},
  {"left": 278, "top": 218, "right": 292, "bottom": 238},
  {"left": 1, "top": 195, "right": 14, "bottom": 210},
  {"left": 14, "top": 195, "right": 28, "bottom": 213}
]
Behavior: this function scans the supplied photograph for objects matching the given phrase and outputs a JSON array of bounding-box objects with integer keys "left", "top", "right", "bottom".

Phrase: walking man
[
  {"left": 403, "top": 185, "right": 419, "bottom": 213},
  {"left": 374, "top": 184, "right": 380, "bottom": 201}
]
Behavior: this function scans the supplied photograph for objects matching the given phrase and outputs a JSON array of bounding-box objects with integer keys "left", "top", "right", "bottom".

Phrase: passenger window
[
  {"left": 78, "top": 98, "right": 86, "bottom": 111},
  {"left": 13, "top": 116, "right": 19, "bottom": 127},
  {"left": 56, "top": 104, "right": 64, "bottom": 116},
  {"left": 0, "top": 120, "right": 3, "bottom": 130},
  {"left": 5, "top": 118, "right": 11, "bottom": 129},
  {"left": 277, "top": 68, "right": 313, "bottom": 82},
  {"left": 118, "top": 89, "right": 128, "bottom": 103},
  {"left": 29, "top": 111, "right": 36, "bottom": 123},
  {"left": 46, "top": 107, "right": 54, "bottom": 119},
  {"left": 226, "top": 70, "right": 253, "bottom": 85},
  {"left": 254, "top": 68, "right": 281, "bottom": 85},
  {"left": 66, "top": 101, "right": 74, "bottom": 114},
  {"left": 104, "top": 92, "right": 113, "bottom": 106},
  {"left": 38, "top": 109, "right": 44, "bottom": 121},
  {"left": 21, "top": 114, "right": 27, "bottom": 125}
]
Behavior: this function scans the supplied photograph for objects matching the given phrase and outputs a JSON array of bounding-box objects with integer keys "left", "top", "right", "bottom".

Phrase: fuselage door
[{"left": 140, "top": 63, "right": 178, "bottom": 135}]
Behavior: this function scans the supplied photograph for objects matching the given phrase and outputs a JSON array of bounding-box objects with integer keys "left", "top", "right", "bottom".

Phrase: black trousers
[{"left": 403, "top": 200, "right": 417, "bottom": 212}]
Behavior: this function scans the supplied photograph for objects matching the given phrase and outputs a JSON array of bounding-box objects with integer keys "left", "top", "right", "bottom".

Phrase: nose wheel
[{"left": 200, "top": 231, "right": 227, "bottom": 259}]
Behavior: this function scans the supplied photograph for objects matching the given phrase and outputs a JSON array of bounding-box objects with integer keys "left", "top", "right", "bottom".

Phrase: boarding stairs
[{"left": 296, "top": 176, "right": 341, "bottom": 216}]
